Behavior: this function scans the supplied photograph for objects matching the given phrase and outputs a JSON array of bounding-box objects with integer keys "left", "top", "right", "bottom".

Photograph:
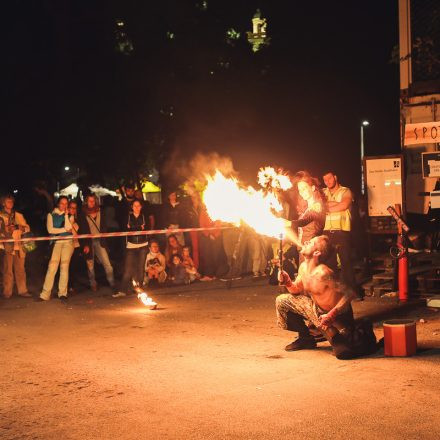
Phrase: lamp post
[{"left": 360, "top": 120, "right": 369, "bottom": 195}]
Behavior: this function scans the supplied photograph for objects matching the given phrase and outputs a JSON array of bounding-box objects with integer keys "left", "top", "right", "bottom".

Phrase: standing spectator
[
  {"left": 0, "top": 195, "right": 31, "bottom": 298},
  {"left": 116, "top": 182, "right": 137, "bottom": 261},
  {"left": 145, "top": 240, "right": 167, "bottom": 285},
  {"left": 181, "top": 192, "right": 201, "bottom": 270},
  {"left": 198, "top": 206, "right": 228, "bottom": 281},
  {"left": 322, "top": 171, "right": 358, "bottom": 297},
  {"left": 39, "top": 196, "right": 76, "bottom": 302},
  {"left": 67, "top": 200, "right": 82, "bottom": 294},
  {"left": 114, "top": 200, "right": 149, "bottom": 298},
  {"left": 79, "top": 194, "right": 115, "bottom": 292},
  {"left": 117, "top": 182, "right": 136, "bottom": 228},
  {"left": 248, "top": 230, "right": 268, "bottom": 278},
  {"left": 292, "top": 171, "right": 326, "bottom": 261},
  {"left": 134, "top": 188, "right": 155, "bottom": 231},
  {"left": 101, "top": 195, "right": 120, "bottom": 263},
  {"left": 161, "top": 190, "right": 185, "bottom": 245}
]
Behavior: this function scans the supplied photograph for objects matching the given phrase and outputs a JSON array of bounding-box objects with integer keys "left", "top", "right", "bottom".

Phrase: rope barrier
[{"left": 0, "top": 226, "right": 233, "bottom": 244}]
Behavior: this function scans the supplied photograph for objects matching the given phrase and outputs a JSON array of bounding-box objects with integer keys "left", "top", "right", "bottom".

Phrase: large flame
[{"left": 203, "top": 170, "right": 296, "bottom": 241}]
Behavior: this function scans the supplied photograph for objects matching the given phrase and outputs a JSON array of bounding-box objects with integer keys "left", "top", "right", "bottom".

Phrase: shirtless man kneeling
[{"left": 276, "top": 235, "right": 360, "bottom": 360}]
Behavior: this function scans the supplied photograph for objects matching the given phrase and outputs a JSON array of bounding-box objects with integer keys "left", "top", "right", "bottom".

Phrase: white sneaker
[{"left": 112, "top": 291, "right": 127, "bottom": 298}]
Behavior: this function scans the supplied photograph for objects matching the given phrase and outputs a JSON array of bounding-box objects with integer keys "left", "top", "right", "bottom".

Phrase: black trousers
[
  {"left": 199, "top": 235, "right": 227, "bottom": 278},
  {"left": 324, "top": 230, "right": 356, "bottom": 290},
  {"left": 120, "top": 246, "right": 148, "bottom": 293}
]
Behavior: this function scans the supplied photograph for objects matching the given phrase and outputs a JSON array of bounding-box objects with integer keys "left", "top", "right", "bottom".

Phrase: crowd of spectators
[{"left": 0, "top": 172, "right": 367, "bottom": 301}]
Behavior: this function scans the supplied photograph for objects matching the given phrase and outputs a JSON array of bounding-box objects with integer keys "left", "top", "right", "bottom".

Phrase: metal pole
[
  {"left": 279, "top": 233, "right": 284, "bottom": 274},
  {"left": 361, "top": 124, "right": 365, "bottom": 195}
]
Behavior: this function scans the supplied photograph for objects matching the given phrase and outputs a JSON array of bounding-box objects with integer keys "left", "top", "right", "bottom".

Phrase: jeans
[
  {"left": 120, "top": 246, "right": 148, "bottom": 293},
  {"left": 86, "top": 240, "right": 115, "bottom": 288},
  {"left": 40, "top": 240, "right": 74, "bottom": 299}
]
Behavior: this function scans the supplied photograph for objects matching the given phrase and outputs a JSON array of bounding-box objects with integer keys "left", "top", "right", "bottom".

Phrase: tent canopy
[{"left": 142, "top": 181, "right": 161, "bottom": 193}]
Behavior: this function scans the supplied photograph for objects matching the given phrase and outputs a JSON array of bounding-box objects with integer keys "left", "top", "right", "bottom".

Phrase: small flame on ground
[{"left": 138, "top": 292, "right": 157, "bottom": 309}]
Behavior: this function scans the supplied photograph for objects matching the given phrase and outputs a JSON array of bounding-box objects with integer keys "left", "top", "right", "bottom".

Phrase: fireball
[{"left": 202, "top": 170, "right": 298, "bottom": 244}]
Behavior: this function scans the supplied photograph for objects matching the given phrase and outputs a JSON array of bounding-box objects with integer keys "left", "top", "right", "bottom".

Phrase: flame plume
[{"left": 202, "top": 170, "right": 297, "bottom": 243}]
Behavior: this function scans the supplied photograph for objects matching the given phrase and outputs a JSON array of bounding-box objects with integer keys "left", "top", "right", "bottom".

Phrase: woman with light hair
[{"left": 0, "top": 195, "right": 31, "bottom": 298}]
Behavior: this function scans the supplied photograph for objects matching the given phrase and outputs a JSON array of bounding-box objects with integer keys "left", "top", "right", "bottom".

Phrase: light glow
[
  {"left": 132, "top": 280, "right": 157, "bottom": 309},
  {"left": 257, "top": 166, "right": 292, "bottom": 191},
  {"left": 137, "top": 292, "right": 157, "bottom": 309},
  {"left": 202, "top": 170, "right": 297, "bottom": 243}
]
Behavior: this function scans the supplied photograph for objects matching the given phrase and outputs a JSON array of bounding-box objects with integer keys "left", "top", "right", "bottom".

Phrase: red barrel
[{"left": 383, "top": 319, "right": 417, "bottom": 357}]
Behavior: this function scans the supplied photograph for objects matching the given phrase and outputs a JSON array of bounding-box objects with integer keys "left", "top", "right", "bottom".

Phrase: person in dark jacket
[
  {"left": 79, "top": 194, "right": 115, "bottom": 292},
  {"left": 114, "top": 200, "right": 149, "bottom": 297},
  {"left": 161, "top": 190, "right": 185, "bottom": 246}
]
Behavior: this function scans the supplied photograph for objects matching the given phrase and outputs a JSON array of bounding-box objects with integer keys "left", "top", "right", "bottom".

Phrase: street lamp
[
  {"left": 64, "top": 166, "right": 70, "bottom": 171},
  {"left": 360, "top": 120, "right": 369, "bottom": 195}
]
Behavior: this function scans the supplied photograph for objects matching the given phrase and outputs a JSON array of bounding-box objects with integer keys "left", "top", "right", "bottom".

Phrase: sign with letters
[
  {"left": 365, "top": 156, "right": 403, "bottom": 217},
  {"left": 422, "top": 151, "right": 440, "bottom": 178},
  {"left": 404, "top": 121, "right": 440, "bottom": 146}
]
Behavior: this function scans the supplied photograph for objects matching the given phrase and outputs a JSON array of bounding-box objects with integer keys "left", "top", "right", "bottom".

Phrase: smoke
[{"left": 161, "top": 151, "right": 238, "bottom": 194}]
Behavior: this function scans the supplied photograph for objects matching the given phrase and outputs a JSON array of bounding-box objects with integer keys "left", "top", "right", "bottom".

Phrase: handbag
[{"left": 22, "top": 232, "right": 37, "bottom": 253}]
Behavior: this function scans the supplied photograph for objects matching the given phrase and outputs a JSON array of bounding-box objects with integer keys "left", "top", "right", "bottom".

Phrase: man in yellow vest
[{"left": 322, "top": 171, "right": 360, "bottom": 298}]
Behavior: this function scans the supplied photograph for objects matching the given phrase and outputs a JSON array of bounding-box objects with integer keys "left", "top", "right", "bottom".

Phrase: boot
[
  {"left": 329, "top": 332, "right": 356, "bottom": 360},
  {"left": 285, "top": 336, "right": 317, "bottom": 351}
]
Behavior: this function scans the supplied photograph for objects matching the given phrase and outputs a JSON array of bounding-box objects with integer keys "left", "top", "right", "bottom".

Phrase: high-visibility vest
[{"left": 324, "top": 186, "right": 352, "bottom": 232}]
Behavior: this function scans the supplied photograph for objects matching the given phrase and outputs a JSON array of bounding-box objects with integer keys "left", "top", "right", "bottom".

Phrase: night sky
[{"left": 4, "top": 0, "right": 400, "bottom": 197}]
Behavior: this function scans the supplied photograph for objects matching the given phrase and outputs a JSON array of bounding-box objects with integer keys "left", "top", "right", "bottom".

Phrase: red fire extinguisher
[
  {"left": 387, "top": 204, "right": 409, "bottom": 302},
  {"left": 397, "top": 232, "right": 409, "bottom": 301}
]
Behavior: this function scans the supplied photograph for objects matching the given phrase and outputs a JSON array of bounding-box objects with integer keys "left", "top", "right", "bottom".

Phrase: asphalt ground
[{"left": 1, "top": 278, "right": 439, "bottom": 440}]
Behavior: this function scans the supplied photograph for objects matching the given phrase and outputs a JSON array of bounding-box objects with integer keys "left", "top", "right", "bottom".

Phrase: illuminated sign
[
  {"left": 365, "top": 156, "right": 403, "bottom": 217},
  {"left": 404, "top": 121, "right": 440, "bottom": 146}
]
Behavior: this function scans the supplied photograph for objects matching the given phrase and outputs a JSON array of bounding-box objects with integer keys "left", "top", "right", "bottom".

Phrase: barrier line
[{"left": 0, "top": 226, "right": 234, "bottom": 244}]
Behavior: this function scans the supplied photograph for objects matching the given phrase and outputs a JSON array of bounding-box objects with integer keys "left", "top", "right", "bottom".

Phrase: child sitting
[
  {"left": 168, "top": 254, "right": 188, "bottom": 285},
  {"left": 182, "top": 246, "right": 200, "bottom": 282},
  {"left": 145, "top": 240, "right": 167, "bottom": 285}
]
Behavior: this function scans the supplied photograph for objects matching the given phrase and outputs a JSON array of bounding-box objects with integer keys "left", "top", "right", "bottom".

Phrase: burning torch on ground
[{"left": 132, "top": 280, "right": 157, "bottom": 310}]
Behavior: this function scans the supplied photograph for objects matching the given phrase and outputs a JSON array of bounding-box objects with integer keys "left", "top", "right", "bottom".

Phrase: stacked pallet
[{"left": 361, "top": 251, "right": 439, "bottom": 298}]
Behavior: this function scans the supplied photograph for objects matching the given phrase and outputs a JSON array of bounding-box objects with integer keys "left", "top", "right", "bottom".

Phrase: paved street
[{"left": 1, "top": 280, "right": 439, "bottom": 440}]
